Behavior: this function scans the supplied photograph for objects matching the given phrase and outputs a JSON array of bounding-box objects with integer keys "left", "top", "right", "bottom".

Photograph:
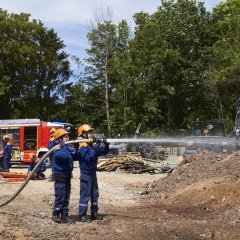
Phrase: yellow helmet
[
  {"left": 50, "top": 128, "right": 56, "bottom": 134},
  {"left": 29, "top": 153, "right": 36, "bottom": 159},
  {"left": 78, "top": 124, "right": 94, "bottom": 136},
  {"left": 3, "top": 134, "right": 10, "bottom": 140},
  {"left": 53, "top": 128, "right": 69, "bottom": 140}
]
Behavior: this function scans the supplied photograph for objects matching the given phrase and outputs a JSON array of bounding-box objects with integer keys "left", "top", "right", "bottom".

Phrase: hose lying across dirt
[{"left": 0, "top": 139, "right": 91, "bottom": 208}]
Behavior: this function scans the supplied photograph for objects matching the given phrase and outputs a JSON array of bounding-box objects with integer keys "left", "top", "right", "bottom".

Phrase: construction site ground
[{"left": 1, "top": 152, "right": 240, "bottom": 240}]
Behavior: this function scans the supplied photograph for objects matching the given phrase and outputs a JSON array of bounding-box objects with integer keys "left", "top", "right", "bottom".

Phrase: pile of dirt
[
  {"left": 144, "top": 150, "right": 240, "bottom": 212},
  {"left": 1, "top": 153, "right": 240, "bottom": 239}
]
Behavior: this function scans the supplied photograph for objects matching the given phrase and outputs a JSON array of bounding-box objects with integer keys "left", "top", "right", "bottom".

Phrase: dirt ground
[{"left": 1, "top": 152, "right": 240, "bottom": 240}]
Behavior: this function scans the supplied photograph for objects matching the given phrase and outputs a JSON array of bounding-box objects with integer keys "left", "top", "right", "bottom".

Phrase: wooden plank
[
  {"left": 0, "top": 172, "right": 28, "bottom": 179},
  {"left": 4, "top": 178, "right": 26, "bottom": 182}
]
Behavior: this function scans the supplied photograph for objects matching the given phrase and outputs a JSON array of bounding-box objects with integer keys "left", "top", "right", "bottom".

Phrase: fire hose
[
  {"left": 0, "top": 139, "right": 94, "bottom": 208},
  {"left": 0, "top": 137, "right": 185, "bottom": 207}
]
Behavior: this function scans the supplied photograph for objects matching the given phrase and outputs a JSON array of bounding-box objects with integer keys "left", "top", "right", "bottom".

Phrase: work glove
[
  {"left": 67, "top": 144, "right": 76, "bottom": 154},
  {"left": 100, "top": 141, "right": 109, "bottom": 148},
  {"left": 92, "top": 142, "right": 100, "bottom": 151},
  {"left": 96, "top": 138, "right": 102, "bottom": 144}
]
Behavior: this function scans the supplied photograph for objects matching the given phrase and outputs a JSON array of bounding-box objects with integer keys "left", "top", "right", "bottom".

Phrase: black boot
[
  {"left": 61, "top": 216, "right": 74, "bottom": 224},
  {"left": 79, "top": 215, "right": 91, "bottom": 223},
  {"left": 38, "top": 173, "right": 46, "bottom": 180},
  {"left": 91, "top": 213, "right": 103, "bottom": 220},
  {"left": 52, "top": 215, "right": 62, "bottom": 223}
]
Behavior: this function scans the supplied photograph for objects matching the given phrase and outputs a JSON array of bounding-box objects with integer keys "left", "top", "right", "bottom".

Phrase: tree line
[{"left": 0, "top": 0, "right": 240, "bottom": 137}]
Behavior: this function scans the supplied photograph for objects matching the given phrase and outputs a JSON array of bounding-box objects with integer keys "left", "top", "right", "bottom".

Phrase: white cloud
[
  {"left": 0, "top": 0, "right": 160, "bottom": 25},
  {"left": 0, "top": 0, "right": 225, "bottom": 72},
  {"left": 0, "top": 0, "right": 224, "bottom": 25}
]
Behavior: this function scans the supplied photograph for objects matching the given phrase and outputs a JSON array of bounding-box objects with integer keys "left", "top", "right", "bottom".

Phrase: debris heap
[
  {"left": 97, "top": 152, "right": 162, "bottom": 174},
  {"left": 144, "top": 150, "right": 240, "bottom": 203}
]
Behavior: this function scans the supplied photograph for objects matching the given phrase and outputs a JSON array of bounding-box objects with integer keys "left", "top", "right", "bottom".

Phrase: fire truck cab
[{"left": 0, "top": 119, "right": 71, "bottom": 165}]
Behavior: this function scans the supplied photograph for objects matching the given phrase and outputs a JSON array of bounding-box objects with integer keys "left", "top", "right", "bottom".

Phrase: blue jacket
[
  {"left": 3, "top": 144, "right": 12, "bottom": 158},
  {"left": 48, "top": 140, "right": 59, "bottom": 161},
  {"left": 28, "top": 159, "right": 47, "bottom": 173},
  {"left": 78, "top": 143, "right": 109, "bottom": 174},
  {"left": 52, "top": 145, "right": 74, "bottom": 174},
  {"left": 48, "top": 140, "right": 58, "bottom": 150}
]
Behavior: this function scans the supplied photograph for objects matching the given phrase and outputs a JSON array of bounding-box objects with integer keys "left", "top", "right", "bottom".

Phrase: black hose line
[{"left": 0, "top": 139, "right": 91, "bottom": 208}]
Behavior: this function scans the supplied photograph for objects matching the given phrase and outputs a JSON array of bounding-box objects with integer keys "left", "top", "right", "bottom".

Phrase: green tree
[
  {"left": 0, "top": 9, "right": 71, "bottom": 120},
  {"left": 83, "top": 20, "right": 117, "bottom": 136},
  {"left": 207, "top": 0, "right": 240, "bottom": 132},
  {"left": 110, "top": 20, "right": 137, "bottom": 136},
  {"left": 132, "top": 0, "right": 213, "bottom": 133}
]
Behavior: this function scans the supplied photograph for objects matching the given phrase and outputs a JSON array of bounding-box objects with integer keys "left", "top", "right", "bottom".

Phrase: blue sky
[{"left": 0, "top": 0, "right": 225, "bottom": 76}]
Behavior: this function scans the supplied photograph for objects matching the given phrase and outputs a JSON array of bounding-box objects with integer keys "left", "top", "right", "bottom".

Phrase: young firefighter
[
  {"left": 27, "top": 153, "right": 47, "bottom": 179},
  {"left": 2, "top": 135, "right": 13, "bottom": 172},
  {"left": 77, "top": 124, "right": 109, "bottom": 222},
  {"left": 47, "top": 128, "right": 57, "bottom": 181},
  {"left": 0, "top": 151, "right": 3, "bottom": 170},
  {"left": 51, "top": 128, "right": 75, "bottom": 224}
]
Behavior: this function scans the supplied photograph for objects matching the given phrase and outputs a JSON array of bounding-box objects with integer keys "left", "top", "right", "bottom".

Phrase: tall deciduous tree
[
  {"left": 0, "top": 9, "right": 71, "bottom": 120},
  {"left": 110, "top": 20, "right": 136, "bottom": 136},
  {"left": 83, "top": 19, "right": 117, "bottom": 136},
  {"left": 132, "top": 0, "right": 213, "bottom": 132},
  {"left": 207, "top": 0, "right": 240, "bottom": 132}
]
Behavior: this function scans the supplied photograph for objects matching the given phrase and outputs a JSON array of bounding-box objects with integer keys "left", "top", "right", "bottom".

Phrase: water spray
[
  {"left": 106, "top": 138, "right": 186, "bottom": 145},
  {"left": 0, "top": 136, "right": 237, "bottom": 207}
]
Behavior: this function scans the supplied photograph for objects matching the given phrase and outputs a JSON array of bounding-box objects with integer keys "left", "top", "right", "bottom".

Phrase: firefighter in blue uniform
[
  {"left": 28, "top": 153, "right": 47, "bottom": 179},
  {"left": 77, "top": 124, "right": 109, "bottom": 222},
  {"left": 0, "top": 151, "right": 3, "bottom": 170},
  {"left": 47, "top": 128, "right": 57, "bottom": 181},
  {"left": 51, "top": 128, "right": 75, "bottom": 224},
  {"left": 2, "top": 135, "right": 13, "bottom": 172}
]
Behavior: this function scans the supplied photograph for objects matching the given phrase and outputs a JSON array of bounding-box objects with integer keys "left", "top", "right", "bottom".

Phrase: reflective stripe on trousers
[
  {"left": 79, "top": 173, "right": 99, "bottom": 217},
  {"left": 52, "top": 180, "right": 71, "bottom": 217}
]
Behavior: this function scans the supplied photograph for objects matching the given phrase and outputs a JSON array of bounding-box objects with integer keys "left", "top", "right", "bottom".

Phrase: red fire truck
[{"left": 0, "top": 119, "right": 72, "bottom": 165}]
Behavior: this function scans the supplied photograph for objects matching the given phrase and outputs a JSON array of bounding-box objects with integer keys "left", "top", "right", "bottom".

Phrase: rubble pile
[
  {"left": 145, "top": 150, "right": 240, "bottom": 201},
  {"left": 97, "top": 152, "right": 162, "bottom": 174}
]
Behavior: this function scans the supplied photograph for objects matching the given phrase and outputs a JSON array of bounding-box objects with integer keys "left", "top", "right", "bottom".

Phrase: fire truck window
[
  {"left": 24, "top": 127, "right": 37, "bottom": 150},
  {"left": 0, "top": 129, "right": 20, "bottom": 149}
]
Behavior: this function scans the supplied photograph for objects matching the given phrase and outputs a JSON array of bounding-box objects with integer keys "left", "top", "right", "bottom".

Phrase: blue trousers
[
  {"left": 3, "top": 156, "right": 11, "bottom": 171},
  {"left": 36, "top": 165, "right": 47, "bottom": 175},
  {"left": 0, "top": 157, "right": 3, "bottom": 169},
  {"left": 52, "top": 180, "right": 71, "bottom": 217},
  {"left": 79, "top": 173, "right": 99, "bottom": 217}
]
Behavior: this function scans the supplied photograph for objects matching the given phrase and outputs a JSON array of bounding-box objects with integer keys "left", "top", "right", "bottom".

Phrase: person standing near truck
[
  {"left": 0, "top": 151, "right": 4, "bottom": 170},
  {"left": 77, "top": 124, "right": 109, "bottom": 222},
  {"left": 51, "top": 128, "right": 75, "bottom": 224},
  {"left": 2, "top": 135, "right": 13, "bottom": 172},
  {"left": 47, "top": 128, "right": 57, "bottom": 181}
]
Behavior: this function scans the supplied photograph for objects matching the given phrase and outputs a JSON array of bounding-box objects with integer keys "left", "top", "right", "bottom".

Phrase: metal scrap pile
[{"left": 97, "top": 152, "right": 162, "bottom": 174}]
